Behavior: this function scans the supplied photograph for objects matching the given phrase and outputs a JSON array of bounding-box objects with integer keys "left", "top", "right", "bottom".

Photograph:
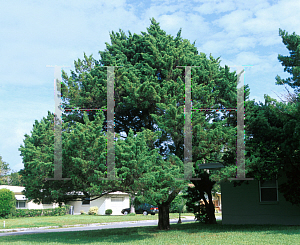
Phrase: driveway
[{"left": 0, "top": 216, "right": 222, "bottom": 237}]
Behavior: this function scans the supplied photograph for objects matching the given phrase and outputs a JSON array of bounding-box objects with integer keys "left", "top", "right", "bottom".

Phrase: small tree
[
  {"left": 0, "top": 156, "right": 10, "bottom": 185},
  {"left": 8, "top": 171, "right": 23, "bottom": 186},
  {"left": 177, "top": 197, "right": 185, "bottom": 224},
  {"left": 170, "top": 191, "right": 187, "bottom": 213},
  {"left": 0, "top": 188, "right": 16, "bottom": 218}
]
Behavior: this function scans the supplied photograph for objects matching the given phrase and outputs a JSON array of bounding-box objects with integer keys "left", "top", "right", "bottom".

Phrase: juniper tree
[{"left": 59, "top": 18, "right": 241, "bottom": 229}]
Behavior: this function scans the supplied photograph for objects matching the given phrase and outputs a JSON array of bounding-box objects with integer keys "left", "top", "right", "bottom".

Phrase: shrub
[
  {"left": 14, "top": 205, "right": 70, "bottom": 218},
  {"left": 170, "top": 194, "right": 187, "bottom": 213},
  {"left": 80, "top": 210, "right": 86, "bottom": 215},
  {"left": 105, "top": 209, "right": 112, "bottom": 215},
  {"left": 0, "top": 188, "right": 16, "bottom": 218},
  {"left": 128, "top": 212, "right": 136, "bottom": 216},
  {"left": 88, "top": 206, "right": 98, "bottom": 215}
]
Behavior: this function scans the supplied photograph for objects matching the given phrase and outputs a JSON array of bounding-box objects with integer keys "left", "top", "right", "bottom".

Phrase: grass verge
[
  {"left": 0, "top": 221, "right": 299, "bottom": 245},
  {"left": 0, "top": 213, "right": 199, "bottom": 230}
]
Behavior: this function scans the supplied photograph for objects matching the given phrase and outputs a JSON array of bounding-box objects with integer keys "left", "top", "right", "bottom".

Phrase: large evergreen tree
[{"left": 59, "top": 18, "right": 240, "bottom": 229}]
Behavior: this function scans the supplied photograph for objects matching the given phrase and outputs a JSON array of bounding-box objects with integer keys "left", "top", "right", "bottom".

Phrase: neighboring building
[
  {"left": 0, "top": 185, "right": 130, "bottom": 215},
  {"left": 221, "top": 175, "right": 300, "bottom": 225},
  {"left": 0, "top": 185, "right": 59, "bottom": 209},
  {"left": 213, "top": 192, "right": 222, "bottom": 211},
  {"left": 67, "top": 191, "right": 130, "bottom": 215}
]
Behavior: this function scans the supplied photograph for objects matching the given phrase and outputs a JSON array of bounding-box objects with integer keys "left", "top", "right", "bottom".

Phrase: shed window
[
  {"left": 111, "top": 197, "right": 124, "bottom": 202},
  {"left": 259, "top": 178, "right": 278, "bottom": 202},
  {"left": 82, "top": 197, "right": 90, "bottom": 205}
]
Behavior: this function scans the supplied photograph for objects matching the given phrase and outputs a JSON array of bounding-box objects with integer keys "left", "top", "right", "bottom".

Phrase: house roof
[
  {"left": 0, "top": 185, "right": 24, "bottom": 193},
  {"left": 15, "top": 195, "right": 27, "bottom": 200},
  {"left": 108, "top": 191, "right": 129, "bottom": 195},
  {"left": 65, "top": 190, "right": 130, "bottom": 196},
  {"left": 0, "top": 185, "right": 127, "bottom": 197}
]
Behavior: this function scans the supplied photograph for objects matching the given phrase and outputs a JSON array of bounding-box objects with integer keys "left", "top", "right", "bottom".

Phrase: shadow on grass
[
  {"left": 0, "top": 221, "right": 299, "bottom": 244},
  {"left": 172, "top": 220, "right": 300, "bottom": 236}
]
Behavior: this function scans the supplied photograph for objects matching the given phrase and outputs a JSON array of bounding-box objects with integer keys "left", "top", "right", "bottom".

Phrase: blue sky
[{"left": 1, "top": 0, "right": 299, "bottom": 172}]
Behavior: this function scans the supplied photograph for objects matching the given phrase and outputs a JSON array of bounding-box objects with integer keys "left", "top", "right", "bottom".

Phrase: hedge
[
  {"left": 0, "top": 189, "right": 16, "bottom": 218},
  {"left": 14, "top": 205, "right": 71, "bottom": 218}
]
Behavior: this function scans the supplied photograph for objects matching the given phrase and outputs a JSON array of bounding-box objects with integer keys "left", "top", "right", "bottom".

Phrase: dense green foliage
[
  {"left": 242, "top": 95, "right": 300, "bottom": 205},
  {"left": 58, "top": 17, "right": 240, "bottom": 229},
  {"left": 105, "top": 209, "right": 112, "bottom": 215},
  {"left": 0, "top": 188, "right": 16, "bottom": 218},
  {"left": 14, "top": 205, "right": 71, "bottom": 218},
  {"left": 169, "top": 192, "right": 187, "bottom": 213}
]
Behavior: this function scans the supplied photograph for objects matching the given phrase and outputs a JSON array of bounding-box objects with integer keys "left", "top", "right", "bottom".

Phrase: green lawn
[
  {"left": 0, "top": 221, "right": 299, "bottom": 245},
  {"left": 0, "top": 213, "right": 198, "bottom": 230}
]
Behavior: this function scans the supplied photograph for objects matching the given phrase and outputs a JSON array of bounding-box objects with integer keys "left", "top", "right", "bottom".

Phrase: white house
[
  {"left": 67, "top": 191, "right": 130, "bottom": 215},
  {"left": 0, "top": 185, "right": 130, "bottom": 215},
  {"left": 0, "top": 185, "right": 59, "bottom": 209}
]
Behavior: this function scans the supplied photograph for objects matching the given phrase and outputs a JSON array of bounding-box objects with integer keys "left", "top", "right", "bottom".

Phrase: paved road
[{"left": 0, "top": 216, "right": 221, "bottom": 237}]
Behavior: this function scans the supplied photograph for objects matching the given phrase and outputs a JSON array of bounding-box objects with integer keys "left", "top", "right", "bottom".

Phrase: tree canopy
[{"left": 21, "top": 18, "right": 245, "bottom": 229}]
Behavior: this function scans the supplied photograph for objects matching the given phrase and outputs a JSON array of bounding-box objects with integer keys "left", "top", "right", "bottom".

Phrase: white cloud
[{"left": 193, "top": 0, "right": 236, "bottom": 15}]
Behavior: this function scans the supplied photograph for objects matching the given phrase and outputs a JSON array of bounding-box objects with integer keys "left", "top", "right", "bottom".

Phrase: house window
[
  {"left": 82, "top": 197, "right": 90, "bottom": 205},
  {"left": 111, "top": 197, "right": 124, "bottom": 202},
  {"left": 259, "top": 178, "right": 278, "bottom": 202},
  {"left": 16, "top": 201, "right": 26, "bottom": 208},
  {"left": 42, "top": 199, "right": 52, "bottom": 205}
]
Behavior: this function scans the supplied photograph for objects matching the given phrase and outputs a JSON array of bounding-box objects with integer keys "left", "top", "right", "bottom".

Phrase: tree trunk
[
  {"left": 130, "top": 195, "right": 135, "bottom": 214},
  {"left": 158, "top": 203, "right": 170, "bottom": 230},
  {"left": 178, "top": 212, "right": 182, "bottom": 224},
  {"left": 205, "top": 191, "right": 217, "bottom": 224}
]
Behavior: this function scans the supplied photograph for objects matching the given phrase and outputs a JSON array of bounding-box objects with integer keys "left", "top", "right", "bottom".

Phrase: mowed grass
[
  {"left": 0, "top": 221, "right": 299, "bottom": 245},
  {"left": 0, "top": 213, "right": 199, "bottom": 229}
]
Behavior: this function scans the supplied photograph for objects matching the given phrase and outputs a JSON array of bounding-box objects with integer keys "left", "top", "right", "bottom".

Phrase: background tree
[
  {"left": 243, "top": 29, "right": 300, "bottom": 205},
  {"left": 218, "top": 28, "right": 300, "bottom": 206},
  {"left": 275, "top": 28, "right": 300, "bottom": 94},
  {"left": 0, "top": 155, "right": 10, "bottom": 185},
  {"left": 243, "top": 95, "right": 300, "bottom": 205},
  {"left": 8, "top": 171, "right": 23, "bottom": 186}
]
